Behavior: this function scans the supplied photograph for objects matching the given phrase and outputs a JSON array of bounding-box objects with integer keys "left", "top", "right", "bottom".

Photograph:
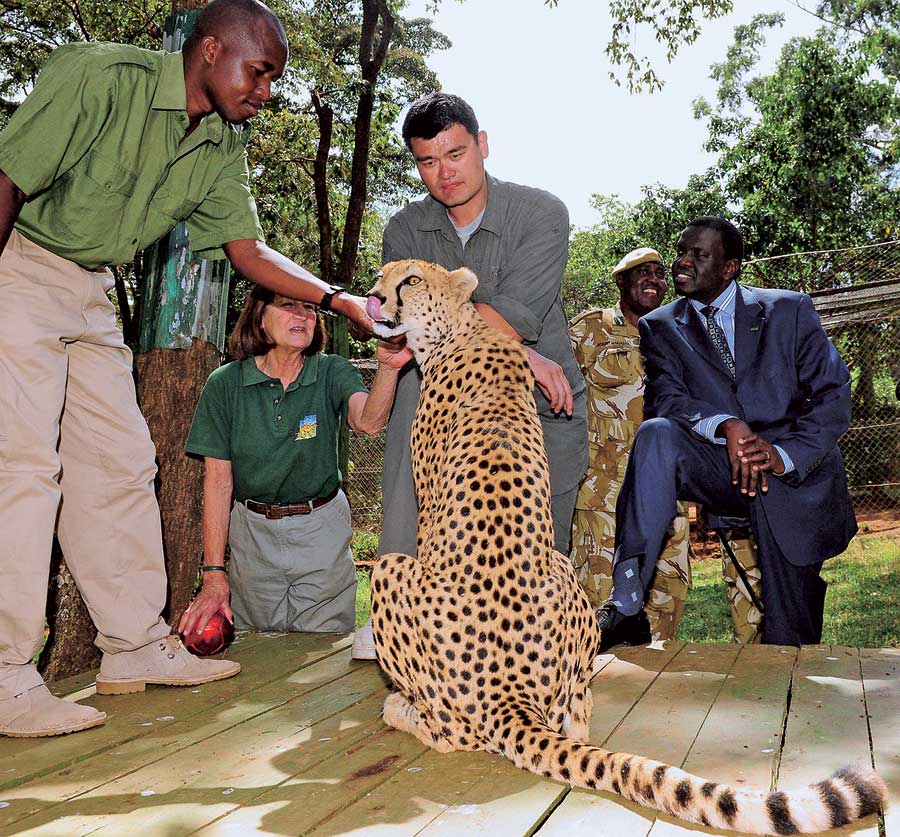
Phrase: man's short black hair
[
  {"left": 686, "top": 216, "right": 745, "bottom": 264},
  {"left": 401, "top": 92, "right": 479, "bottom": 149},
  {"left": 183, "top": 0, "right": 286, "bottom": 52}
]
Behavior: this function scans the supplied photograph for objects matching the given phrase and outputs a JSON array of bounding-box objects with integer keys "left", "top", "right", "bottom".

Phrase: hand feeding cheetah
[{"left": 364, "top": 259, "right": 885, "bottom": 834}]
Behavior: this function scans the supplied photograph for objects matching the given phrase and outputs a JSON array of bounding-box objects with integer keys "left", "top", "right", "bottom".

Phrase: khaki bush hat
[{"left": 611, "top": 247, "right": 664, "bottom": 276}]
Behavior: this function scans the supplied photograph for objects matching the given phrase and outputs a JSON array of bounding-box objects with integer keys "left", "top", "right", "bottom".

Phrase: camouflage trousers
[
  {"left": 570, "top": 512, "right": 762, "bottom": 643},
  {"left": 717, "top": 526, "right": 762, "bottom": 644},
  {"left": 570, "top": 504, "right": 691, "bottom": 641}
]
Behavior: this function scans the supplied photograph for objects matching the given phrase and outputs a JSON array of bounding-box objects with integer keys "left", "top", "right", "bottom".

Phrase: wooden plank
[
  {"left": 604, "top": 642, "right": 743, "bottom": 767},
  {"left": 680, "top": 644, "right": 796, "bottom": 787},
  {"left": 416, "top": 643, "right": 683, "bottom": 837},
  {"left": 304, "top": 748, "right": 564, "bottom": 837},
  {"left": 416, "top": 763, "right": 567, "bottom": 837},
  {"left": 537, "top": 643, "right": 688, "bottom": 837},
  {"left": 589, "top": 642, "right": 686, "bottom": 743},
  {"left": 860, "top": 648, "right": 900, "bottom": 837},
  {"left": 0, "top": 650, "right": 385, "bottom": 830},
  {"left": 193, "top": 727, "right": 430, "bottom": 836},
  {"left": 647, "top": 644, "right": 799, "bottom": 837},
  {"left": 302, "top": 654, "right": 633, "bottom": 837},
  {"left": 5, "top": 666, "right": 392, "bottom": 835},
  {"left": 541, "top": 642, "right": 741, "bottom": 835},
  {"left": 779, "top": 645, "right": 879, "bottom": 837},
  {"left": 0, "top": 633, "right": 350, "bottom": 792}
]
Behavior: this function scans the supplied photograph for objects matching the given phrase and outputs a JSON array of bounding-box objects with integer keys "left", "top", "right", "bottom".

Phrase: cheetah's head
[{"left": 366, "top": 260, "right": 478, "bottom": 359}]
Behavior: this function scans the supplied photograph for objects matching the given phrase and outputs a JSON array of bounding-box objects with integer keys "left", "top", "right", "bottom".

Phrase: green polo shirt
[
  {"left": 0, "top": 42, "right": 263, "bottom": 268},
  {"left": 185, "top": 354, "right": 366, "bottom": 505}
]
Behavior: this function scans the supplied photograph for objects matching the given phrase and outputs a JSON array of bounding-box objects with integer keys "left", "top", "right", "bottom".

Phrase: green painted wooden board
[
  {"left": 860, "top": 648, "right": 899, "bottom": 837},
  {"left": 195, "top": 726, "right": 430, "bottom": 836},
  {"left": 779, "top": 645, "right": 879, "bottom": 837},
  {"left": 0, "top": 653, "right": 385, "bottom": 831},
  {"left": 0, "top": 632, "right": 351, "bottom": 794},
  {"left": 3, "top": 641, "right": 896, "bottom": 837},
  {"left": 6, "top": 668, "right": 391, "bottom": 835},
  {"left": 646, "top": 644, "right": 798, "bottom": 837},
  {"left": 541, "top": 642, "right": 742, "bottom": 834}
]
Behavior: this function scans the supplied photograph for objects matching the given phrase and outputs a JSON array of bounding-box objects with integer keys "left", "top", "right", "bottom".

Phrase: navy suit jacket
[{"left": 638, "top": 283, "right": 857, "bottom": 566}]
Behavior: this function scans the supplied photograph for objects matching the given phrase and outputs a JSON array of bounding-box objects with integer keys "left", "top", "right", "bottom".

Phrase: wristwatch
[{"left": 319, "top": 285, "right": 345, "bottom": 313}]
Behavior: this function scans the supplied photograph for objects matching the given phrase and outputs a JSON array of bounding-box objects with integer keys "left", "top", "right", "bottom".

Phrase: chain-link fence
[
  {"left": 346, "top": 359, "right": 386, "bottom": 529},
  {"left": 347, "top": 241, "right": 900, "bottom": 536}
]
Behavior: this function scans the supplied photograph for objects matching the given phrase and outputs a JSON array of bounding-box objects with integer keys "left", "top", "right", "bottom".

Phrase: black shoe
[
  {"left": 598, "top": 609, "right": 651, "bottom": 653},
  {"left": 595, "top": 602, "right": 621, "bottom": 633}
]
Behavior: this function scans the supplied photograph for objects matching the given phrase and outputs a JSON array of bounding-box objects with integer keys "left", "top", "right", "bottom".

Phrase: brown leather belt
[{"left": 244, "top": 486, "right": 340, "bottom": 519}]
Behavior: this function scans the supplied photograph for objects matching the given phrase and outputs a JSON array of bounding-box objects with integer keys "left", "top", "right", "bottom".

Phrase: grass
[
  {"left": 355, "top": 568, "right": 372, "bottom": 629},
  {"left": 354, "top": 535, "right": 900, "bottom": 648}
]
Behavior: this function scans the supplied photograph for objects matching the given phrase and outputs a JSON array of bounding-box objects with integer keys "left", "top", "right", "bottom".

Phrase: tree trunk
[
  {"left": 311, "top": 90, "right": 336, "bottom": 286},
  {"left": 40, "top": 544, "right": 100, "bottom": 680},
  {"left": 135, "top": 340, "right": 221, "bottom": 628},
  {"left": 336, "top": 0, "right": 394, "bottom": 287}
]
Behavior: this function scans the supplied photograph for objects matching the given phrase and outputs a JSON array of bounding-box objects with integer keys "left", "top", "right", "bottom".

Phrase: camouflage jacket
[{"left": 570, "top": 304, "right": 646, "bottom": 509}]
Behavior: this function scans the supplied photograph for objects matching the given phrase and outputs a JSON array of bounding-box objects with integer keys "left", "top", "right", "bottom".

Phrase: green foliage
[
  {"left": 542, "top": 0, "right": 736, "bottom": 93},
  {"left": 604, "top": 0, "right": 734, "bottom": 93},
  {"left": 243, "top": 1, "right": 449, "bottom": 299},
  {"left": 570, "top": 14, "right": 900, "bottom": 300},
  {"left": 817, "top": 0, "right": 900, "bottom": 83},
  {"left": 354, "top": 568, "right": 372, "bottom": 628},
  {"left": 690, "top": 13, "right": 900, "bottom": 256},
  {"left": 0, "top": 0, "right": 168, "bottom": 126},
  {"left": 351, "top": 529, "right": 380, "bottom": 563}
]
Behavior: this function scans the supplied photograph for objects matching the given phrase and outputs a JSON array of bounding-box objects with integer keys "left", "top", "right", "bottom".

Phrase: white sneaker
[{"left": 351, "top": 621, "right": 377, "bottom": 661}]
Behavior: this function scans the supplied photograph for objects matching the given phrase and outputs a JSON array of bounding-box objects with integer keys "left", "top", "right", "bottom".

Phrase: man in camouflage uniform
[{"left": 571, "top": 248, "right": 761, "bottom": 648}]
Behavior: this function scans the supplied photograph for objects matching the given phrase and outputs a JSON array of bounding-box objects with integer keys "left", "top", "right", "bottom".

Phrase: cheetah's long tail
[{"left": 502, "top": 724, "right": 885, "bottom": 834}]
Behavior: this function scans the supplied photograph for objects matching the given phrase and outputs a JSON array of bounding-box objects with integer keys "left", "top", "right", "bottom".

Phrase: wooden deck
[{"left": 0, "top": 634, "right": 896, "bottom": 836}]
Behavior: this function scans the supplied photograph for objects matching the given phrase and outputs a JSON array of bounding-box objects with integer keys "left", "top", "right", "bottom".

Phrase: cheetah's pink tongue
[{"left": 366, "top": 296, "right": 383, "bottom": 320}]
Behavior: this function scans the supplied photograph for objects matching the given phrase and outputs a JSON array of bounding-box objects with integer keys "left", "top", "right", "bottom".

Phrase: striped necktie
[{"left": 700, "top": 305, "right": 735, "bottom": 378}]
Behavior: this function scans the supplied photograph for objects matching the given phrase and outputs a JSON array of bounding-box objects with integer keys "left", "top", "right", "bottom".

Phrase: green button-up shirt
[
  {"left": 185, "top": 354, "right": 366, "bottom": 505},
  {"left": 0, "top": 42, "right": 263, "bottom": 268}
]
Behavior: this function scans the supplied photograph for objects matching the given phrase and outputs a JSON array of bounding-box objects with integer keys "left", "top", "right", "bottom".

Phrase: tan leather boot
[
  {"left": 95, "top": 635, "right": 240, "bottom": 695},
  {"left": 0, "top": 684, "right": 106, "bottom": 738}
]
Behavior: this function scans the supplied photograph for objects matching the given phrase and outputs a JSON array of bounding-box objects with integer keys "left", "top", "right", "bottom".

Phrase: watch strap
[{"left": 319, "top": 286, "right": 345, "bottom": 313}]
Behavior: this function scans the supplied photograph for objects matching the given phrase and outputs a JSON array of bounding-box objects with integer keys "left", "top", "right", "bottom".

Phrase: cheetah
[{"left": 364, "top": 259, "right": 886, "bottom": 834}]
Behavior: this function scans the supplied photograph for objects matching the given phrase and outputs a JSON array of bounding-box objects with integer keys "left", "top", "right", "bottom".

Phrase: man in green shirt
[{"left": 0, "top": 0, "right": 370, "bottom": 738}]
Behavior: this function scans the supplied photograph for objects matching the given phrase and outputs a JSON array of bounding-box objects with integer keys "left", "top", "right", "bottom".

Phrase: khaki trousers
[{"left": 0, "top": 231, "right": 169, "bottom": 694}]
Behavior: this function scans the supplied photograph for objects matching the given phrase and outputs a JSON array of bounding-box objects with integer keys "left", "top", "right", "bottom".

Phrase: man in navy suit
[{"left": 598, "top": 217, "right": 856, "bottom": 646}]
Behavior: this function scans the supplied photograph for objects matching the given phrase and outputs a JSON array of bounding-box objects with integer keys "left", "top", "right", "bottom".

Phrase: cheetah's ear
[{"left": 447, "top": 267, "right": 478, "bottom": 301}]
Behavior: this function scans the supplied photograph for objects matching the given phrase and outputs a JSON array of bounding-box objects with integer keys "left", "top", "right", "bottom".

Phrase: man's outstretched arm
[{"left": 223, "top": 238, "right": 372, "bottom": 332}]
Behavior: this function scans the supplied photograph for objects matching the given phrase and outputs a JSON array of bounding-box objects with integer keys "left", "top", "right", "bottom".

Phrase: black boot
[{"left": 597, "top": 606, "right": 651, "bottom": 653}]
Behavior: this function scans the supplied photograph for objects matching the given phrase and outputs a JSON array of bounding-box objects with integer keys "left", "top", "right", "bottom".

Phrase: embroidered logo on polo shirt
[{"left": 295, "top": 414, "right": 317, "bottom": 440}]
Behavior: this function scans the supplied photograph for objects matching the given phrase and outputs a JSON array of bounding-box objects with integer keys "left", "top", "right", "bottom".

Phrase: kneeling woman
[{"left": 179, "top": 286, "right": 411, "bottom": 636}]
